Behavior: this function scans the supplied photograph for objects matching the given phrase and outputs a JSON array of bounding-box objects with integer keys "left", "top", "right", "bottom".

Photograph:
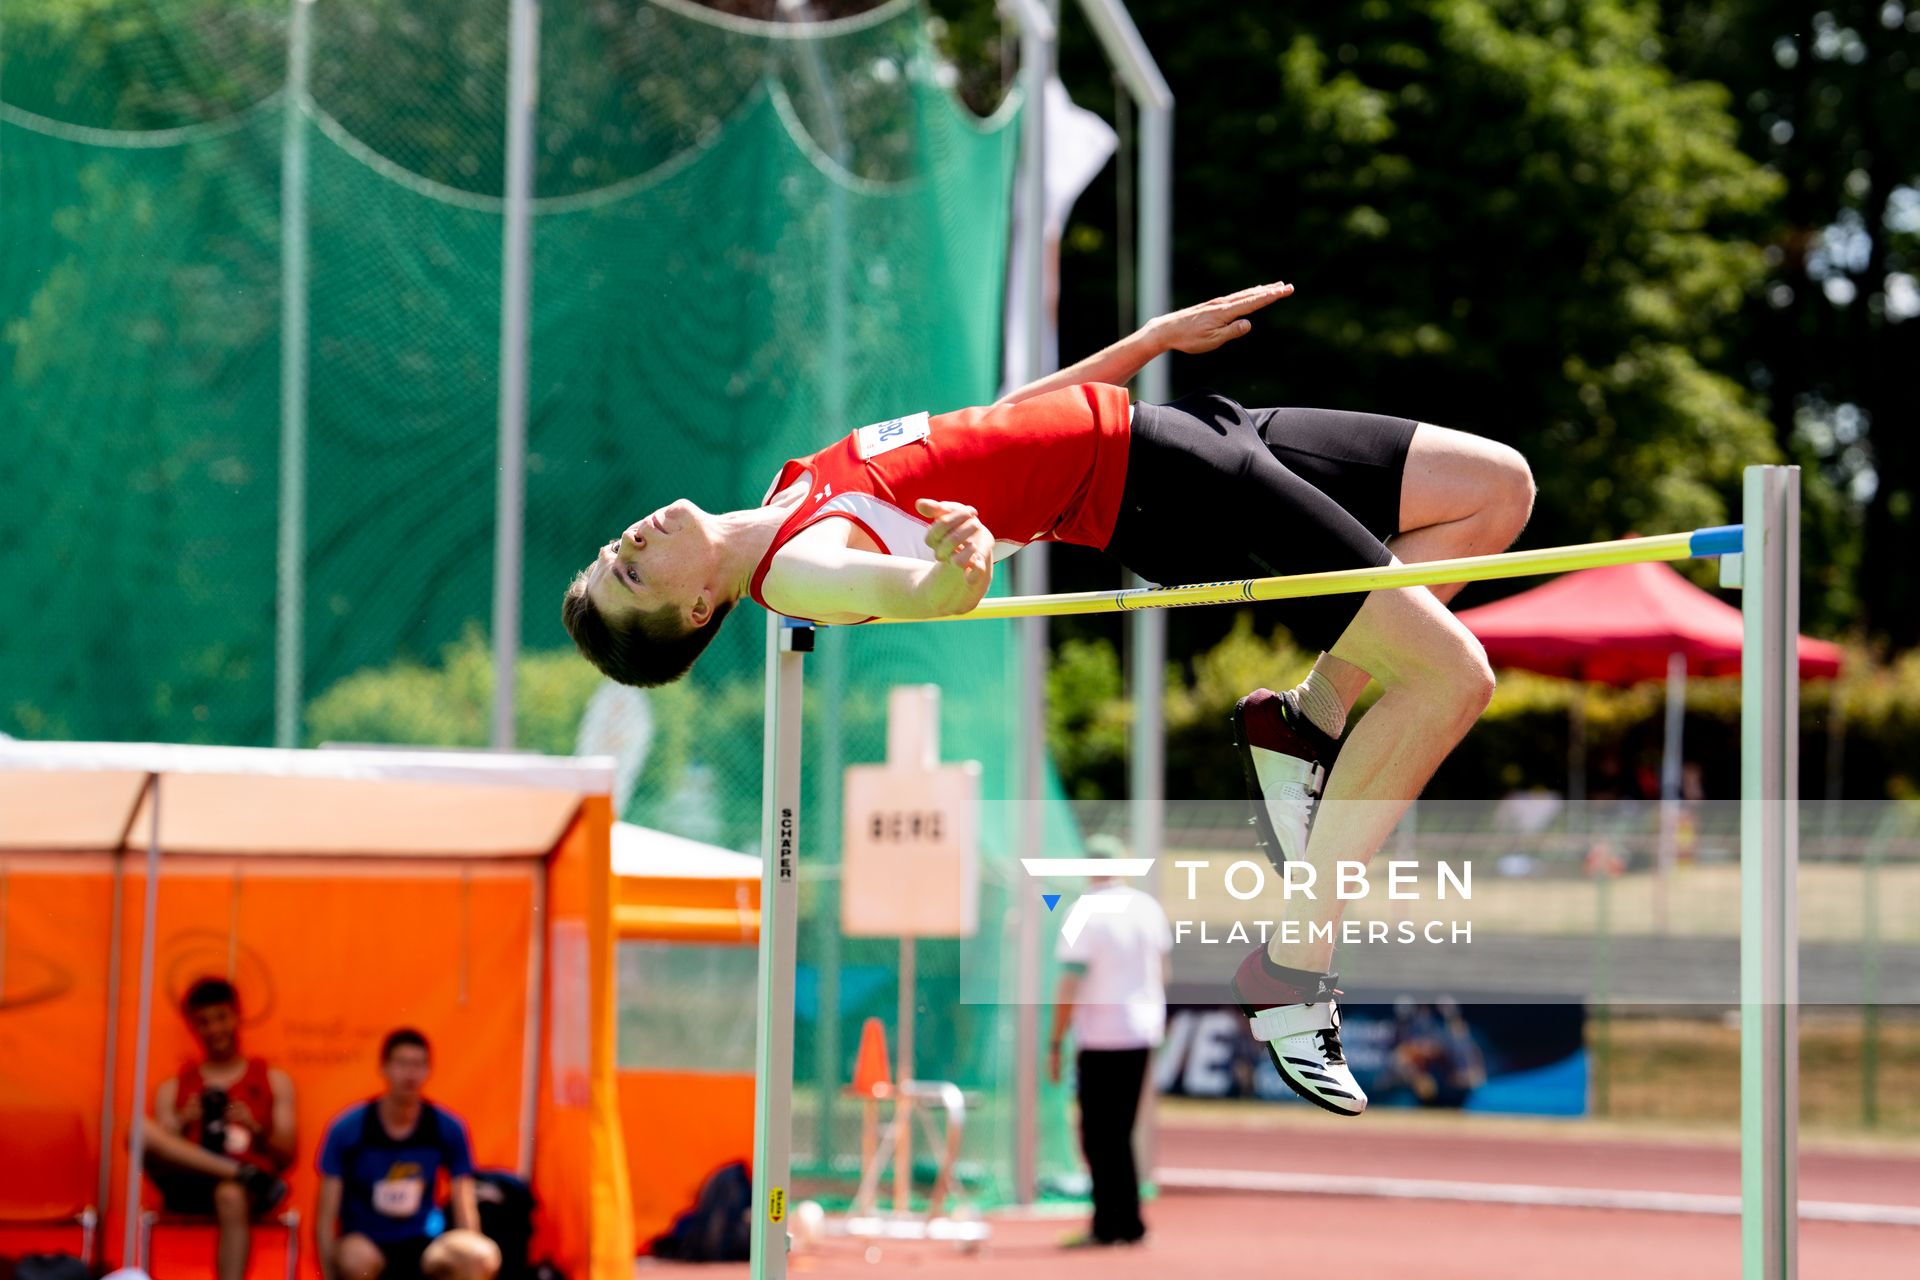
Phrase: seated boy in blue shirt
[{"left": 315, "top": 1029, "right": 501, "bottom": 1280}]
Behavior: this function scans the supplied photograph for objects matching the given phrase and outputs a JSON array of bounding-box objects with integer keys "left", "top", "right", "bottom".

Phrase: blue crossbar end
[{"left": 1689, "top": 524, "right": 1744, "bottom": 557}]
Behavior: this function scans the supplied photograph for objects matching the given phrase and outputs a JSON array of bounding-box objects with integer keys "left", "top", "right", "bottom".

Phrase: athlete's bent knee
[
  {"left": 424, "top": 1231, "right": 500, "bottom": 1280},
  {"left": 1456, "top": 641, "right": 1497, "bottom": 720},
  {"left": 1412, "top": 609, "right": 1495, "bottom": 715},
  {"left": 1486, "top": 442, "right": 1536, "bottom": 544},
  {"left": 337, "top": 1235, "right": 385, "bottom": 1280}
]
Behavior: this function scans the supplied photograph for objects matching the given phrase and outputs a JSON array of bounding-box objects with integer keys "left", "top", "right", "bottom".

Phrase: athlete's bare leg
[
  {"left": 1267, "top": 582, "right": 1496, "bottom": 970},
  {"left": 1310, "top": 424, "right": 1534, "bottom": 713},
  {"left": 1260, "top": 426, "right": 1529, "bottom": 970}
]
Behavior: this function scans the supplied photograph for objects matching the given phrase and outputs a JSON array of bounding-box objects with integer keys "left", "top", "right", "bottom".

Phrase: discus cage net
[{"left": 1, "top": 0, "right": 1083, "bottom": 1205}]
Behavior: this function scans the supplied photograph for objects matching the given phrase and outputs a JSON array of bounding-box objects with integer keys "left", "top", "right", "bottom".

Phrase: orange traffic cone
[{"left": 851, "top": 1016, "right": 892, "bottom": 1099}]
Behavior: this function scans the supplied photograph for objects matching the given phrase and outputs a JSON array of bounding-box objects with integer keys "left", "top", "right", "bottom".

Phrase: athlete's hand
[
  {"left": 1150, "top": 281, "right": 1293, "bottom": 354},
  {"left": 916, "top": 499, "right": 993, "bottom": 577},
  {"left": 224, "top": 1099, "right": 260, "bottom": 1133}
]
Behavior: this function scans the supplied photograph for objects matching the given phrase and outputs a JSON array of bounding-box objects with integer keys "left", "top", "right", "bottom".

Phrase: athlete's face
[
  {"left": 585, "top": 499, "right": 721, "bottom": 631},
  {"left": 381, "top": 1045, "right": 431, "bottom": 1102},
  {"left": 188, "top": 1002, "right": 240, "bottom": 1061}
]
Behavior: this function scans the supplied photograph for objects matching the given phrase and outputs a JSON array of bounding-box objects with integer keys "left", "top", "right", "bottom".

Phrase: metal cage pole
[
  {"left": 490, "top": 0, "right": 540, "bottom": 750},
  {"left": 1077, "top": 0, "right": 1174, "bottom": 1183},
  {"left": 778, "top": 0, "right": 853, "bottom": 1176},
  {"left": 1740, "top": 464, "right": 1800, "bottom": 1280},
  {"left": 751, "top": 617, "right": 810, "bottom": 1280},
  {"left": 94, "top": 844, "right": 128, "bottom": 1254},
  {"left": 1001, "top": 0, "right": 1055, "bottom": 1207},
  {"left": 274, "top": 0, "right": 314, "bottom": 749},
  {"left": 120, "top": 776, "right": 164, "bottom": 1264},
  {"left": 516, "top": 869, "right": 547, "bottom": 1178}
]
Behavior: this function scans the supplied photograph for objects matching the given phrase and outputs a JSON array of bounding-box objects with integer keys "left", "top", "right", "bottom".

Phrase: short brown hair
[
  {"left": 183, "top": 976, "right": 239, "bottom": 1014},
  {"left": 381, "top": 1027, "right": 430, "bottom": 1061},
  {"left": 560, "top": 568, "right": 732, "bottom": 688}
]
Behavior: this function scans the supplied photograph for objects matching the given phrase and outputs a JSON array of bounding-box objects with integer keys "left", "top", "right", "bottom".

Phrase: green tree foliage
[
  {"left": 1049, "top": 625, "right": 1920, "bottom": 801},
  {"left": 1664, "top": 1, "right": 1920, "bottom": 643},
  {"left": 1053, "top": 0, "right": 1790, "bottom": 624},
  {"left": 303, "top": 626, "right": 603, "bottom": 754}
]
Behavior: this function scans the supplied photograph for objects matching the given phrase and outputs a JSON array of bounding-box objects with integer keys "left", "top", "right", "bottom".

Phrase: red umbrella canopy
[{"left": 1455, "top": 558, "right": 1844, "bottom": 686}]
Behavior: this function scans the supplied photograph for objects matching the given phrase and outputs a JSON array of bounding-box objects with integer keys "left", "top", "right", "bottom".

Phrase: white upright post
[
  {"left": 491, "top": 0, "right": 539, "bottom": 750},
  {"left": 751, "top": 616, "right": 809, "bottom": 1280},
  {"left": 1740, "top": 465, "right": 1799, "bottom": 1280},
  {"left": 1655, "top": 650, "right": 1687, "bottom": 933},
  {"left": 274, "top": 0, "right": 314, "bottom": 749}
]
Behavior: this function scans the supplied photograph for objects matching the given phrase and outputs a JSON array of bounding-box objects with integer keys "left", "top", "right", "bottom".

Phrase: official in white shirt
[{"left": 1047, "top": 834, "right": 1173, "bottom": 1247}]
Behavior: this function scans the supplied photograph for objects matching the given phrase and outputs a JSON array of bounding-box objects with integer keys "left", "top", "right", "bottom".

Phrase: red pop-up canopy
[
  {"left": 1455, "top": 558, "right": 1842, "bottom": 685},
  {"left": 1457, "top": 557, "right": 1843, "bottom": 923}
]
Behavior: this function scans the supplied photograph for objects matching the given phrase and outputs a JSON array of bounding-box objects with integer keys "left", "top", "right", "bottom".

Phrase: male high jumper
[{"left": 562, "top": 282, "right": 1533, "bottom": 1114}]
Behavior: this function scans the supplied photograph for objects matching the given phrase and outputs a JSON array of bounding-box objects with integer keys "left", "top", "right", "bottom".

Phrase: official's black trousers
[{"left": 1076, "top": 1046, "right": 1151, "bottom": 1243}]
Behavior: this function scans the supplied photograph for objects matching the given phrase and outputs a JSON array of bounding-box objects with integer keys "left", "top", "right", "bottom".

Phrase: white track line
[{"left": 1157, "top": 1167, "right": 1920, "bottom": 1228}]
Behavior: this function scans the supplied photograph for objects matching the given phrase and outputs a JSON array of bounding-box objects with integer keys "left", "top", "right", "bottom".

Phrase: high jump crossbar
[
  {"left": 869, "top": 525, "right": 1745, "bottom": 624},
  {"left": 750, "top": 467, "right": 1800, "bottom": 1280}
]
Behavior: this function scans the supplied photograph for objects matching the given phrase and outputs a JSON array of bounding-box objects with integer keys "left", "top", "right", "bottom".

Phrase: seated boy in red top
[
  {"left": 561, "top": 281, "right": 1534, "bottom": 1116},
  {"left": 142, "top": 977, "right": 296, "bottom": 1280}
]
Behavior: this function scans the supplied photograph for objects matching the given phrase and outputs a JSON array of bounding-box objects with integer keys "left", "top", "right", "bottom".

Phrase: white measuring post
[
  {"left": 751, "top": 616, "right": 810, "bottom": 1279},
  {"left": 1740, "top": 464, "right": 1799, "bottom": 1280},
  {"left": 842, "top": 685, "right": 982, "bottom": 1218}
]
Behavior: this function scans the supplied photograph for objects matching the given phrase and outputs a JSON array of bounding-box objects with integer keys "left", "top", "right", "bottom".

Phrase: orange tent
[{"left": 0, "top": 741, "right": 634, "bottom": 1280}]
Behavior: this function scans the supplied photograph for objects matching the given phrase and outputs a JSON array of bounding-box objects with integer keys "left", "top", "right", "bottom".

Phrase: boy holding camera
[{"left": 142, "top": 976, "right": 297, "bottom": 1280}]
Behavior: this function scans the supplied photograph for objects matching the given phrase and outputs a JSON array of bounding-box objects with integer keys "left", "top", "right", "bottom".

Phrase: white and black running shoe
[
  {"left": 1231, "top": 688, "right": 1338, "bottom": 867},
  {"left": 1230, "top": 949, "right": 1367, "bottom": 1116}
]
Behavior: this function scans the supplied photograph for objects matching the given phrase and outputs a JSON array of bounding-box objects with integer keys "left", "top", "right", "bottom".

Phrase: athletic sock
[
  {"left": 1291, "top": 667, "right": 1348, "bottom": 740},
  {"left": 1259, "top": 952, "right": 1332, "bottom": 996}
]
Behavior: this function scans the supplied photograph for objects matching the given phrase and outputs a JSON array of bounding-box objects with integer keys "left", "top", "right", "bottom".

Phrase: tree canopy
[{"left": 1055, "top": 0, "right": 1791, "bottom": 619}]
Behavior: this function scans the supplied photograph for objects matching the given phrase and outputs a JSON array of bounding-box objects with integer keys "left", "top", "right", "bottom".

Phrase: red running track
[
  {"left": 642, "top": 1116, "right": 1920, "bottom": 1279},
  {"left": 1155, "top": 1112, "right": 1920, "bottom": 1208}
]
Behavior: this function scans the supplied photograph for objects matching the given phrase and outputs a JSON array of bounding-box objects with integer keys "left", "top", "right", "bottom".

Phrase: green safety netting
[{"left": 1, "top": 0, "right": 1082, "bottom": 1205}]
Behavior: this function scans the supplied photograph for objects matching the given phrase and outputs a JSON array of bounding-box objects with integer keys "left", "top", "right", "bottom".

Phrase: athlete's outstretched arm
[
  {"left": 994, "top": 280, "right": 1294, "bottom": 407},
  {"left": 759, "top": 500, "right": 994, "bottom": 622}
]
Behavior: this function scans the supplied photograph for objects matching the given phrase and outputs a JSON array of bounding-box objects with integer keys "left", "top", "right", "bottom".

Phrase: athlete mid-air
[{"left": 563, "top": 282, "right": 1534, "bottom": 1114}]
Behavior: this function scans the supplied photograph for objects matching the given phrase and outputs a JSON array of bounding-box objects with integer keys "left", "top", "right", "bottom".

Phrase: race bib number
[
  {"left": 853, "top": 412, "right": 930, "bottom": 460},
  {"left": 372, "top": 1175, "right": 426, "bottom": 1219}
]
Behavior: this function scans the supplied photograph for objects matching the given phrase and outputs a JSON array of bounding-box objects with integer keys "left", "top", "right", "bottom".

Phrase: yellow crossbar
[{"left": 868, "top": 530, "right": 1703, "bottom": 624}]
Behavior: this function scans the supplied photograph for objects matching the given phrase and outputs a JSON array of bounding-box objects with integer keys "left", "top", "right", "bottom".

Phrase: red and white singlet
[{"left": 748, "top": 383, "right": 1132, "bottom": 621}]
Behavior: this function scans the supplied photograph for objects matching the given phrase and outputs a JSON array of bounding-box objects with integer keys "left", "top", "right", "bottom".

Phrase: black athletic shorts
[
  {"left": 152, "top": 1167, "right": 223, "bottom": 1217},
  {"left": 1103, "top": 389, "right": 1418, "bottom": 651},
  {"left": 373, "top": 1235, "right": 434, "bottom": 1280}
]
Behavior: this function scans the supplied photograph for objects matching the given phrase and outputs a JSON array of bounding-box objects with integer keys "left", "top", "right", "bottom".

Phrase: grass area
[
  {"left": 1592, "top": 1012, "right": 1920, "bottom": 1140},
  {"left": 1163, "top": 1012, "right": 1920, "bottom": 1147}
]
